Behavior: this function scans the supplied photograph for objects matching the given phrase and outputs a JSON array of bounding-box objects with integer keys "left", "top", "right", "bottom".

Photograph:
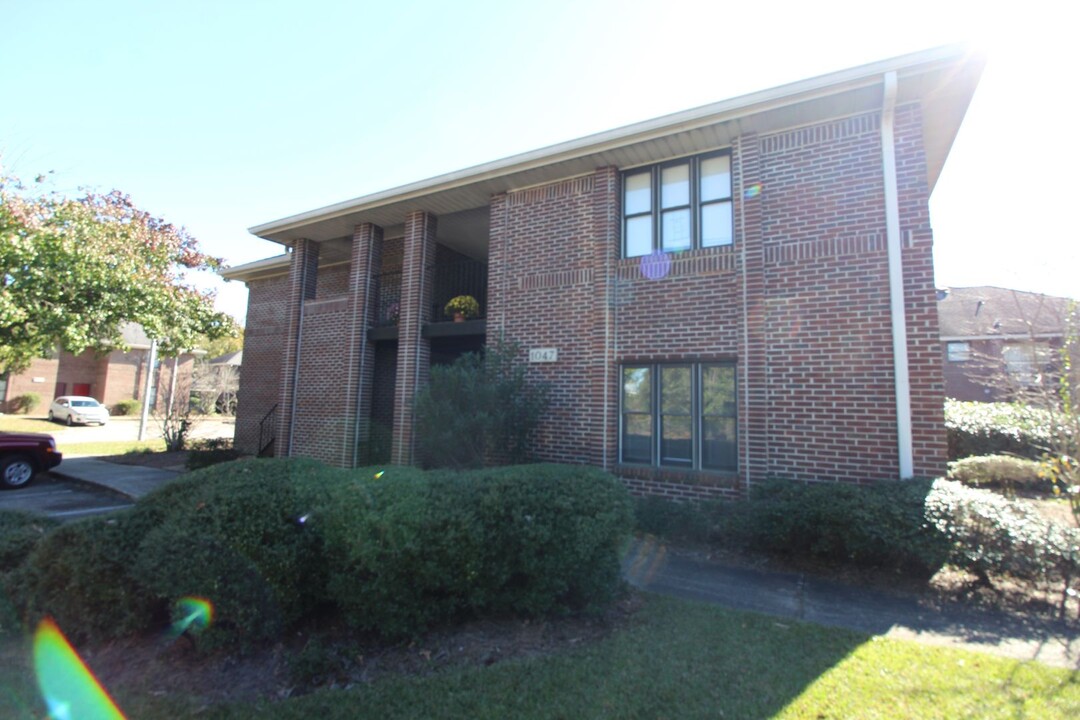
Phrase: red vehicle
[{"left": 0, "top": 432, "right": 63, "bottom": 489}]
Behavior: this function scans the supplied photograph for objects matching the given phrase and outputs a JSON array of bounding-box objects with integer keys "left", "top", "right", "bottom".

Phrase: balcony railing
[
  {"left": 373, "top": 270, "right": 402, "bottom": 326},
  {"left": 371, "top": 260, "right": 488, "bottom": 327},
  {"left": 430, "top": 259, "right": 488, "bottom": 322}
]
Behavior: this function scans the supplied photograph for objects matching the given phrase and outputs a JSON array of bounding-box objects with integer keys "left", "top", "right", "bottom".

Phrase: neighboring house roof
[
  {"left": 119, "top": 322, "right": 155, "bottom": 349},
  {"left": 938, "top": 286, "right": 1075, "bottom": 340},
  {"left": 209, "top": 350, "right": 242, "bottom": 366},
  {"left": 230, "top": 45, "right": 982, "bottom": 260}
]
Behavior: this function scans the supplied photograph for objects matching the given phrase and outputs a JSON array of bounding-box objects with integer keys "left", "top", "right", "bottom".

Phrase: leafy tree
[{"left": 0, "top": 173, "right": 236, "bottom": 374}]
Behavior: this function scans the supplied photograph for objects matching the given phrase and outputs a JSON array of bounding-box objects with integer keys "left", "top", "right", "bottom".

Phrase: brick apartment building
[
  {"left": 223, "top": 46, "right": 984, "bottom": 499},
  {"left": 0, "top": 323, "right": 198, "bottom": 416},
  {"left": 939, "top": 286, "right": 1077, "bottom": 402}
]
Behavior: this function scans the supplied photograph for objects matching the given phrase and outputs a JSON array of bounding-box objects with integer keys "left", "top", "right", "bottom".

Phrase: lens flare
[
  {"left": 169, "top": 596, "right": 214, "bottom": 638},
  {"left": 33, "top": 618, "right": 126, "bottom": 720},
  {"left": 373, "top": 470, "right": 385, "bottom": 480},
  {"left": 640, "top": 250, "right": 671, "bottom": 280},
  {"left": 743, "top": 182, "right": 763, "bottom": 199}
]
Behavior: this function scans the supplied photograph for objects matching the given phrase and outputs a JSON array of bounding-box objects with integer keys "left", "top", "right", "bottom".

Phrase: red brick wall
[
  {"left": 486, "top": 107, "right": 946, "bottom": 498},
  {"left": 393, "top": 212, "right": 437, "bottom": 464},
  {"left": 316, "top": 262, "right": 350, "bottom": 299},
  {"left": 1, "top": 357, "right": 58, "bottom": 413},
  {"left": 235, "top": 271, "right": 290, "bottom": 455}
]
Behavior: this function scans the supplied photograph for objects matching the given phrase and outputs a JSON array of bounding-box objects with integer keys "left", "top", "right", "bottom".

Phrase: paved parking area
[{"left": 0, "top": 472, "right": 133, "bottom": 521}]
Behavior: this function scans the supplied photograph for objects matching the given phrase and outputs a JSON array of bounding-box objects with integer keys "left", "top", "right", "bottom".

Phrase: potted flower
[{"left": 444, "top": 295, "right": 480, "bottom": 322}]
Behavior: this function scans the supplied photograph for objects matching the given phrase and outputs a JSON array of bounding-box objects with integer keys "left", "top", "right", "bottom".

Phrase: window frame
[
  {"left": 622, "top": 150, "right": 734, "bottom": 258},
  {"left": 946, "top": 341, "right": 971, "bottom": 362},
  {"left": 619, "top": 361, "right": 738, "bottom": 473}
]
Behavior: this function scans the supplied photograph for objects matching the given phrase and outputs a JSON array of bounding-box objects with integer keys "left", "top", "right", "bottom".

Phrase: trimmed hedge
[
  {"left": 947, "top": 454, "right": 1046, "bottom": 493},
  {"left": 733, "top": 478, "right": 951, "bottom": 575},
  {"left": 926, "top": 478, "right": 1080, "bottom": 584},
  {"left": 945, "top": 400, "right": 1052, "bottom": 460},
  {"left": 319, "top": 464, "right": 633, "bottom": 638},
  {"left": 11, "top": 459, "right": 633, "bottom": 648},
  {"left": 0, "top": 510, "right": 59, "bottom": 575},
  {"left": 112, "top": 398, "right": 142, "bottom": 416}
]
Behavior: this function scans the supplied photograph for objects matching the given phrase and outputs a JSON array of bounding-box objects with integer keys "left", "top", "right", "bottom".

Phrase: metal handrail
[{"left": 258, "top": 403, "right": 278, "bottom": 456}]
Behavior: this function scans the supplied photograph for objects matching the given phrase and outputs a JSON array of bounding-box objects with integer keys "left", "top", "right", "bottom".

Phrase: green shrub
[
  {"left": 184, "top": 437, "right": 242, "bottom": 470},
  {"left": 947, "top": 454, "right": 1047, "bottom": 494},
  {"left": 11, "top": 512, "right": 160, "bottom": 643},
  {"left": 925, "top": 479, "right": 1080, "bottom": 585},
  {"left": 112, "top": 398, "right": 142, "bottom": 416},
  {"left": 319, "top": 464, "right": 633, "bottom": 638},
  {"left": 945, "top": 400, "right": 1053, "bottom": 460},
  {"left": 11, "top": 392, "right": 40, "bottom": 414},
  {"left": 135, "top": 458, "right": 338, "bottom": 632},
  {"left": 414, "top": 341, "right": 550, "bottom": 469},
  {"left": 0, "top": 510, "right": 59, "bottom": 575},
  {"left": 733, "top": 478, "right": 950, "bottom": 575},
  {"left": 133, "top": 521, "right": 285, "bottom": 651}
]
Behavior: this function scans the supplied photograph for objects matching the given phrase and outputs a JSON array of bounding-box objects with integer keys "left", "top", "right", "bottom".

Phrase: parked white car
[{"left": 48, "top": 396, "right": 110, "bottom": 426}]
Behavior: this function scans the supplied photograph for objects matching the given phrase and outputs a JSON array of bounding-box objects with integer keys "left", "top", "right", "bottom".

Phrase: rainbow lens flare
[
  {"left": 743, "top": 182, "right": 763, "bottom": 199},
  {"left": 169, "top": 596, "right": 214, "bottom": 638},
  {"left": 373, "top": 470, "right": 385, "bottom": 480},
  {"left": 33, "top": 618, "right": 126, "bottom": 720},
  {"left": 640, "top": 250, "right": 671, "bottom": 280}
]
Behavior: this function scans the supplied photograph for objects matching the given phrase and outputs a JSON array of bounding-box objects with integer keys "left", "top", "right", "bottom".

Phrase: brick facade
[
  {"left": 227, "top": 51, "right": 978, "bottom": 498},
  {"left": 3, "top": 347, "right": 197, "bottom": 417}
]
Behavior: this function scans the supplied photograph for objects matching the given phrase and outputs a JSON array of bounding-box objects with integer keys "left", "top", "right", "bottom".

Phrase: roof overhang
[
  {"left": 220, "top": 253, "right": 291, "bottom": 282},
  {"left": 249, "top": 44, "right": 984, "bottom": 247}
]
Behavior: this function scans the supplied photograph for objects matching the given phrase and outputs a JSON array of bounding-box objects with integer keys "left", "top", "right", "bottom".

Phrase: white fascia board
[{"left": 250, "top": 45, "right": 973, "bottom": 243}]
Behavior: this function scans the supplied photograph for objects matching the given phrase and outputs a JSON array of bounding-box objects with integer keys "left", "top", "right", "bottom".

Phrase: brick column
[
  {"left": 276, "top": 239, "right": 319, "bottom": 457},
  {"left": 591, "top": 167, "right": 620, "bottom": 470},
  {"left": 392, "top": 211, "right": 437, "bottom": 465},
  {"left": 344, "top": 223, "right": 383, "bottom": 467},
  {"left": 737, "top": 135, "right": 768, "bottom": 489}
]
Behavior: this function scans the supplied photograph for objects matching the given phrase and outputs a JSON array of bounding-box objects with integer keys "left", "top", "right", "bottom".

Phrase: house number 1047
[{"left": 528, "top": 348, "right": 558, "bottom": 363}]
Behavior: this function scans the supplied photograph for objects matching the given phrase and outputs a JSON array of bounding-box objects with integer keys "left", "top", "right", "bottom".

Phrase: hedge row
[
  {"left": 3, "top": 460, "right": 632, "bottom": 649},
  {"left": 636, "top": 477, "right": 1080, "bottom": 589},
  {"left": 945, "top": 400, "right": 1055, "bottom": 460}
]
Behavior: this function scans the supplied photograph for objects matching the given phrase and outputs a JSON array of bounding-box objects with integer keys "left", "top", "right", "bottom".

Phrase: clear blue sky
[{"left": 2, "top": 0, "right": 1075, "bottom": 323}]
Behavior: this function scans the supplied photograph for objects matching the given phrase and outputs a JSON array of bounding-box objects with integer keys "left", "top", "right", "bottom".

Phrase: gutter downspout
[
  {"left": 287, "top": 245, "right": 310, "bottom": 458},
  {"left": 881, "top": 71, "right": 914, "bottom": 479}
]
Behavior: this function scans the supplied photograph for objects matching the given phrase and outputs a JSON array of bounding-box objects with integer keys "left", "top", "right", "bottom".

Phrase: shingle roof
[{"left": 938, "top": 286, "right": 1075, "bottom": 339}]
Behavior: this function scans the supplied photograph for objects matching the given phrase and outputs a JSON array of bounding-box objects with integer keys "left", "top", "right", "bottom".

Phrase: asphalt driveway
[{"left": 0, "top": 472, "right": 133, "bottom": 521}]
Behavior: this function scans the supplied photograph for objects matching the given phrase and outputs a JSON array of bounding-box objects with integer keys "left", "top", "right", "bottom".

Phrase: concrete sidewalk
[
  {"left": 47, "top": 458, "right": 1080, "bottom": 670},
  {"left": 52, "top": 456, "right": 181, "bottom": 499},
  {"left": 623, "top": 536, "right": 1080, "bottom": 669}
]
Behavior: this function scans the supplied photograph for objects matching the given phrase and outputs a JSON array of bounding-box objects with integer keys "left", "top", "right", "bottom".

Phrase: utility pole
[{"left": 138, "top": 339, "right": 158, "bottom": 441}]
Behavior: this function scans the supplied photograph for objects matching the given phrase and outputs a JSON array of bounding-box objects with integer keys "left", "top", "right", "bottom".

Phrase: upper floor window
[{"left": 623, "top": 152, "right": 733, "bottom": 257}]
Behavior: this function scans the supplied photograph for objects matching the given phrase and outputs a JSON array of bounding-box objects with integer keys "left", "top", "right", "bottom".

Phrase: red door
[{"left": 73, "top": 383, "right": 91, "bottom": 397}]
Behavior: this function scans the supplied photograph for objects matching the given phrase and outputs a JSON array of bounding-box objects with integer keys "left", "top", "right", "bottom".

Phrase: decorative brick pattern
[
  {"left": 393, "top": 211, "right": 437, "bottom": 464},
  {"left": 345, "top": 223, "right": 383, "bottom": 467},
  {"left": 276, "top": 241, "right": 319, "bottom": 457}
]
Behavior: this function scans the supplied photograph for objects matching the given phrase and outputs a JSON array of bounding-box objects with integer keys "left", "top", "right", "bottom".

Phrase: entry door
[{"left": 73, "top": 383, "right": 91, "bottom": 396}]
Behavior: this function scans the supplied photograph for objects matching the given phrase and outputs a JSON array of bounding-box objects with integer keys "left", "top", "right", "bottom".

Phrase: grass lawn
[
  {"left": 59, "top": 439, "right": 166, "bottom": 457},
  {"left": 0, "top": 416, "right": 55, "bottom": 433},
  {"left": 1, "top": 595, "right": 1076, "bottom": 719}
]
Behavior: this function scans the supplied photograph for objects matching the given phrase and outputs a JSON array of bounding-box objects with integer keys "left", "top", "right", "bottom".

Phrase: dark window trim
[
  {"left": 622, "top": 150, "right": 733, "bottom": 258},
  {"left": 619, "top": 361, "right": 737, "bottom": 473}
]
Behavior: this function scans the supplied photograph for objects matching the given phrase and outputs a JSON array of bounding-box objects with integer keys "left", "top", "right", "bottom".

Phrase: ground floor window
[{"left": 620, "top": 362, "right": 737, "bottom": 471}]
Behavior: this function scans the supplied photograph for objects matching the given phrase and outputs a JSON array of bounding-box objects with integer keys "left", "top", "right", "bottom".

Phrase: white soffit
[{"left": 250, "top": 45, "right": 984, "bottom": 245}]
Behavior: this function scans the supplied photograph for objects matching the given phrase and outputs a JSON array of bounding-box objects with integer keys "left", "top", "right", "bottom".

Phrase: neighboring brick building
[
  {"left": 224, "top": 47, "right": 984, "bottom": 498},
  {"left": 939, "top": 286, "right": 1077, "bottom": 402},
  {"left": 0, "top": 323, "right": 199, "bottom": 416}
]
